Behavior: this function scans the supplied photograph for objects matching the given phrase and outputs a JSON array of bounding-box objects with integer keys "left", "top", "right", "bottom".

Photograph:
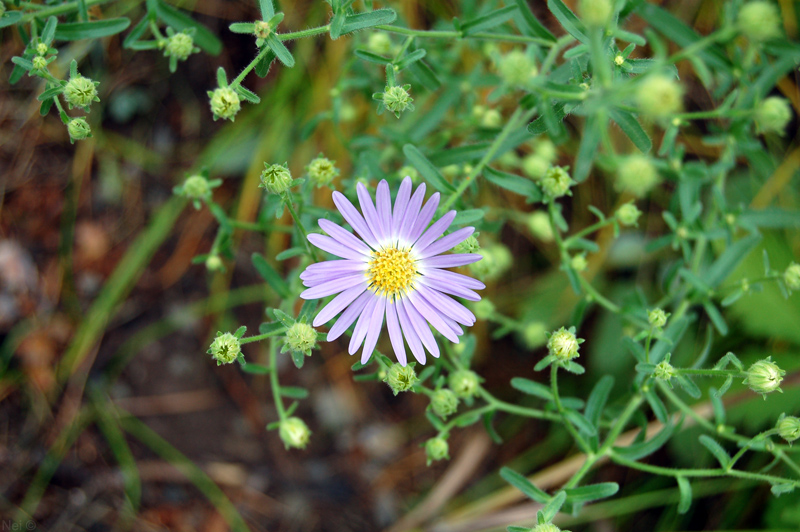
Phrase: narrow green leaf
[
  {"left": 275, "top": 247, "right": 305, "bottom": 260},
  {"left": 0, "top": 12, "right": 23, "bottom": 29},
  {"left": 482, "top": 411, "right": 503, "bottom": 444},
  {"left": 528, "top": 102, "right": 568, "bottom": 135},
  {"left": 42, "top": 16, "right": 58, "bottom": 44},
  {"left": 573, "top": 113, "right": 603, "bottom": 182},
  {"left": 354, "top": 49, "right": 391, "bottom": 64},
  {"left": 541, "top": 491, "right": 566, "bottom": 521},
  {"left": 614, "top": 421, "right": 676, "bottom": 460},
  {"left": 340, "top": 9, "right": 397, "bottom": 35},
  {"left": 452, "top": 209, "right": 485, "bottom": 225},
  {"left": 155, "top": 0, "right": 222, "bottom": 54},
  {"left": 258, "top": 322, "right": 284, "bottom": 335},
  {"left": 11, "top": 56, "right": 33, "bottom": 70},
  {"left": 40, "top": 97, "right": 55, "bottom": 116},
  {"left": 407, "top": 59, "right": 441, "bottom": 91},
  {"left": 229, "top": 22, "right": 255, "bottom": 34},
  {"left": 291, "top": 350, "right": 305, "bottom": 369},
  {"left": 704, "top": 234, "right": 761, "bottom": 288},
  {"left": 123, "top": 16, "right": 150, "bottom": 49},
  {"left": 702, "top": 301, "right": 728, "bottom": 336},
  {"left": 329, "top": 12, "right": 345, "bottom": 39},
  {"left": 564, "top": 482, "right": 619, "bottom": 503},
  {"left": 644, "top": 388, "right": 668, "bottom": 423},
  {"left": 547, "top": 0, "right": 587, "bottom": 42},
  {"left": 455, "top": 411, "right": 482, "bottom": 427},
  {"left": 394, "top": 48, "right": 426, "bottom": 70},
  {"left": 512, "top": 0, "right": 556, "bottom": 41},
  {"left": 402, "top": 144, "right": 456, "bottom": 193},
  {"left": 271, "top": 308, "right": 295, "bottom": 327},
  {"left": 461, "top": 5, "right": 517, "bottom": 36},
  {"left": 564, "top": 409, "right": 596, "bottom": 436},
  {"left": 677, "top": 477, "right": 692, "bottom": 513},
  {"left": 259, "top": 0, "right": 275, "bottom": 20},
  {"left": 55, "top": 18, "right": 131, "bottom": 41},
  {"left": 500, "top": 467, "right": 549, "bottom": 503},
  {"left": 485, "top": 167, "right": 542, "bottom": 200},
  {"left": 77, "top": 0, "right": 90, "bottom": 21},
  {"left": 280, "top": 386, "right": 309, "bottom": 399},
  {"left": 609, "top": 108, "right": 652, "bottom": 153},
  {"left": 241, "top": 362, "right": 271, "bottom": 375},
  {"left": 251, "top": 253, "right": 290, "bottom": 298},
  {"left": 37, "top": 85, "right": 64, "bottom": 101},
  {"left": 266, "top": 33, "right": 294, "bottom": 67},
  {"left": 510, "top": 377, "right": 553, "bottom": 400},
  {"left": 584, "top": 375, "right": 614, "bottom": 428},
  {"left": 770, "top": 483, "right": 796, "bottom": 497},
  {"left": 235, "top": 84, "right": 261, "bottom": 104},
  {"left": 254, "top": 47, "right": 276, "bottom": 77},
  {"left": 698, "top": 435, "right": 731, "bottom": 468}
]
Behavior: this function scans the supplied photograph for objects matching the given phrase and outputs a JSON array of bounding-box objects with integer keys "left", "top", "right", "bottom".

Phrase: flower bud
[
  {"left": 570, "top": 254, "right": 588, "bottom": 272},
  {"left": 498, "top": 50, "right": 537, "bottom": 88},
  {"left": 738, "top": 1, "right": 781, "bottom": 42},
  {"left": 285, "top": 322, "right": 317, "bottom": 356},
  {"left": 648, "top": 308, "right": 668, "bottom": 329},
  {"left": 425, "top": 437, "right": 449, "bottom": 465},
  {"left": 430, "top": 389, "right": 459, "bottom": 419},
  {"left": 470, "top": 243, "right": 511, "bottom": 280},
  {"left": 279, "top": 417, "right": 311, "bottom": 450},
  {"left": 367, "top": 32, "right": 393, "bottom": 56},
  {"left": 384, "top": 363, "right": 417, "bottom": 395},
  {"left": 64, "top": 74, "right": 100, "bottom": 111},
  {"left": 636, "top": 75, "right": 683, "bottom": 120},
  {"left": 259, "top": 163, "right": 293, "bottom": 194},
  {"left": 208, "top": 331, "right": 241, "bottom": 365},
  {"left": 382, "top": 85, "right": 414, "bottom": 118},
  {"left": 527, "top": 211, "right": 554, "bottom": 241},
  {"left": 784, "top": 262, "right": 800, "bottom": 291},
  {"left": 32, "top": 56, "right": 48, "bottom": 70},
  {"left": 67, "top": 117, "right": 92, "bottom": 143},
  {"left": 653, "top": 359, "right": 676, "bottom": 381},
  {"left": 547, "top": 326, "right": 583, "bottom": 362},
  {"left": 520, "top": 321, "right": 548, "bottom": 349},
  {"left": 481, "top": 108, "right": 502, "bottom": 128},
  {"left": 208, "top": 86, "right": 241, "bottom": 121},
  {"left": 254, "top": 20, "right": 272, "bottom": 40},
  {"left": 777, "top": 415, "right": 800, "bottom": 443},
  {"left": 617, "top": 155, "right": 660, "bottom": 198},
  {"left": 744, "top": 357, "right": 785, "bottom": 398},
  {"left": 398, "top": 165, "right": 419, "bottom": 183},
  {"left": 579, "top": 0, "right": 612, "bottom": 27},
  {"left": 755, "top": 96, "right": 792, "bottom": 135},
  {"left": 471, "top": 298, "right": 495, "bottom": 321},
  {"left": 522, "top": 154, "right": 550, "bottom": 179},
  {"left": 533, "top": 139, "right": 557, "bottom": 163},
  {"left": 306, "top": 155, "right": 339, "bottom": 188},
  {"left": 616, "top": 202, "right": 642, "bottom": 227},
  {"left": 36, "top": 42, "right": 49, "bottom": 56},
  {"left": 532, "top": 524, "right": 562, "bottom": 532},
  {"left": 205, "top": 255, "right": 223, "bottom": 271},
  {"left": 448, "top": 369, "right": 480, "bottom": 398},
  {"left": 181, "top": 175, "right": 211, "bottom": 201},
  {"left": 453, "top": 234, "right": 480, "bottom": 254},
  {"left": 165, "top": 31, "right": 196, "bottom": 61},
  {"left": 540, "top": 166, "right": 574, "bottom": 200}
]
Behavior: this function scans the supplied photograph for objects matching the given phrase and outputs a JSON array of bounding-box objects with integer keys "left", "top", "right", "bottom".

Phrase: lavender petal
[
  {"left": 420, "top": 253, "right": 483, "bottom": 268},
  {"left": 416, "top": 227, "right": 475, "bottom": 259},
  {"left": 396, "top": 297, "right": 426, "bottom": 364},
  {"left": 411, "top": 210, "right": 456, "bottom": 253},
  {"left": 327, "top": 291, "right": 373, "bottom": 341},
  {"left": 401, "top": 296, "right": 440, "bottom": 358},
  {"left": 407, "top": 289, "right": 460, "bottom": 344},
  {"left": 357, "top": 182, "right": 387, "bottom": 244},
  {"left": 300, "top": 272, "right": 365, "bottom": 299},
  {"left": 313, "top": 282, "right": 369, "bottom": 327},
  {"left": 407, "top": 192, "right": 440, "bottom": 244},
  {"left": 391, "top": 177, "right": 412, "bottom": 239},
  {"left": 319, "top": 219, "right": 372, "bottom": 256},
  {"left": 385, "top": 298, "right": 407, "bottom": 366},
  {"left": 360, "top": 296, "right": 386, "bottom": 363},
  {"left": 308, "top": 233, "right": 365, "bottom": 260},
  {"left": 349, "top": 292, "right": 379, "bottom": 354},
  {"left": 332, "top": 191, "right": 380, "bottom": 249}
]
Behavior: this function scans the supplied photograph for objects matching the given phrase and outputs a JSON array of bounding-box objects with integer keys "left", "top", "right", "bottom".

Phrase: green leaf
[
  {"left": 241, "top": 362, "right": 271, "bottom": 375},
  {"left": 613, "top": 421, "right": 676, "bottom": 460},
  {"left": 676, "top": 375, "right": 701, "bottom": 399},
  {"left": 407, "top": 59, "right": 441, "bottom": 91},
  {"left": 564, "top": 409, "right": 596, "bottom": 436},
  {"left": 251, "top": 253, "right": 290, "bottom": 298},
  {"left": 272, "top": 308, "right": 295, "bottom": 328},
  {"left": 55, "top": 17, "right": 131, "bottom": 41},
  {"left": 455, "top": 411, "right": 482, "bottom": 427},
  {"left": 704, "top": 234, "right": 761, "bottom": 288},
  {"left": 702, "top": 301, "right": 728, "bottom": 336},
  {"left": 402, "top": 144, "right": 456, "bottom": 193},
  {"left": 528, "top": 102, "right": 567, "bottom": 135},
  {"left": 340, "top": 9, "right": 397, "bottom": 35},
  {"left": 644, "top": 388, "right": 668, "bottom": 423},
  {"left": 229, "top": 22, "right": 255, "bottom": 34},
  {"left": 155, "top": 0, "right": 222, "bottom": 54},
  {"left": 259, "top": 0, "right": 275, "bottom": 20},
  {"left": 37, "top": 85, "right": 64, "bottom": 101},
  {"left": 547, "top": 0, "right": 587, "bottom": 43},
  {"left": 584, "top": 375, "right": 613, "bottom": 428},
  {"left": 291, "top": 350, "right": 305, "bottom": 369},
  {"left": 564, "top": 482, "right": 619, "bottom": 503},
  {"left": 512, "top": 0, "right": 556, "bottom": 41},
  {"left": 42, "top": 16, "right": 58, "bottom": 44},
  {"left": 510, "top": 377, "right": 553, "bottom": 400},
  {"left": 677, "top": 477, "right": 692, "bottom": 513},
  {"left": 461, "top": 5, "right": 517, "bottom": 36},
  {"left": 280, "top": 386, "right": 309, "bottom": 399},
  {"left": 258, "top": 322, "right": 284, "bottom": 335},
  {"left": 499, "top": 467, "right": 549, "bottom": 503},
  {"left": 541, "top": 491, "right": 566, "bottom": 521},
  {"left": 770, "top": 483, "right": 796, "bottom": 497},
  {"left": 484, "top": 167, "right": 542, "bottom": 200},
  {"left": 482, "top": 411, "right": 503, "bottom": 444},
  {"left": 235, "top": 84, "right": 261, "bottom": 104},
  {"left": 266, "top": 33, "right": 294, "bottom": 67},
  {"left": 573, "top": 113, "right": 603, "bottom": 182},
  {"left": 40, "top": 97, "right": 55, "bottom": 116},
  {"left": 354, "top": 49, "right": 391, "bottom": 64},
  {"left": 11, "top": 56, "right": 34, "bottom": 70},
  {"left": 739, "top": 208, "right": 800, "bottom": 229},
  {"left": 698, "top": 435, "right": 731, "bottom": 468},
  {"left": 452, "top": 209, "right": 485, "bottom": 225},
  {"left": 329, "top": 11, "right": 345, "bottom": 39},
  {"left": 255, "top": 47, "right": 276, "bottom": 77},
  {"left": 609, "top": 108, "right": 652, "bottom": 153},
  {"left": 275, "top": 247, "right": 305, "bottom": 260},
  {"left": 0, "top": 12, "right": 23, "bottom": 29},
  {"left": 123, "top": 16, "right": 150, "bottom": 49},
  {"left": 394, "top": 48, "right": 426, "bottom": 71}
]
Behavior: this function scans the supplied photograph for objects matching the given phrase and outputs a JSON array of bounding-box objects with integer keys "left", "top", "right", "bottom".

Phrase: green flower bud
[
  {"left": 398, "top": 165, "right": 419, "bottom": 183},
  {"left": 617, "top": 155, "right": 660, "bottom": 197},
  {"left": 285, "top": 322, "right": 318, "bottom": 356},
  {"left": 498, "top": 50, "right": 537, "bottom": 88},
  {"left": 470, "top": 243, "right": 512, "bottom": 280},
  {"left": 36, "top": 42, "right": 48, "bottom": 56},
  {"left": 254, "top": 20, "right": 272, "bottom": 40},
  {"left": 648, "top": 308, "right": 669, "bottom": 329},
  {"left": 208, "top": 332, "right": 241, "bottom": 365},
  {"left": 532, "top": 524, "right": 562, "bottom": 532},
  {"left": 579, "top": 0, "right": 612, "bottom": 27},
  {"left": 384, "top": 363, "right": 417, "bottom": 395},
  {"left": 64, "top": 74, "right": 100, "bottom": 111},
  {"left": 616, "top": 202, "right": 642, "bottom": 226},
  {"left": 738, "top": 1, "right": 781, "bottom": 42},
  {"left": 448, "top": 369, "right": 480, "bottom": 398},
  {"left": 755, "top": 96, "right": 792, "bottom": 135},
  {"left": 306, "top": 155, "right": 339, "bottom": 188},
  {"left": 539, "top": 166, "right": 574, "bottom": 200},
  {"left": 653, "top": 359, "right": 676, "bottom": 381},
  {"left": 471, "top": 298, "right": 496, "bottom": 321},
  {"left": 425, "top": 437, "right": 449, "bottom": 465},
  {"left": 472, "top": 105, "right": 487, "bottom": 120},
  {"left": 570, "top": 254, "right": 588, "bottom": 272},
  {"left": 453, "top": 234, "right": 480, "bottom": 255},
  {"left": 165, "top": 31, "right": 195, "bottom": 61},
  {"left": 636, "top": 75, "right": 683, "bottom": 120},
  {"left": 205, "top": 255, "right": 223, "bottom": 271},
  {"left": 259, "top": 163, "right": 293, "bottom": 194},
  {"left": 430, "top": 388, "right": 459, "bottom": 419},
  {"left": 208, "top": 86, "right": 240, "bottom": 121},
  {"left": 382, "top": 84, "right": 414, "bottom": 118},
  {"left": 367, "top": 32, "right": 393, "bottom": 55},
  {"left": 32, "top": 56, "right": 48, "bottom": 71},
  {"left": 67, "top": 117, "right": 91, "bottom": 143},
  {"left": 522, "top": 154, "right": 550, "bottom": 179},
  {"left": 784, "top": 262, "right": 800, "bottom": 291},
  {"left": 520, "top": 321, "right": 548, "bottom": 349},
  {"left": 279, "top": 417, "right": 311, "bottom": 450},
  {"left": 527, "top": 211, "right": 554, "bottom": 242},
  {"left": 743, "top": 357, "right": 785, "bottom": 398},
  {"left": 181, "top": 175, "right": 211, "bottom": 200},
  {"left": 481, "top": 108, "right": 502, "bottom": 128},
  {"left": 777, "top": 415, "right": 800, "bottom": 443},
  {"left": 547, "top": 326, "right": 583, "bottom": 362},
  {"left": 533, "top": 139, "right": 558, "bottom": 163}
]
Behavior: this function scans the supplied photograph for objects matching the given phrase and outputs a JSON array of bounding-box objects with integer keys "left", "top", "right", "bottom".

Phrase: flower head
[
  {"left": 209, "top": 86, "right": 241, "bottom": 121},
  {"left": 378, "top": 85, "right": 415, "bottom": 118},
  {"left": 777, "top": 415, "right": 800, "bottom": 443},
  {"left": 67, "top": 118, "right": 92, "bottom": 143},
  {"left": 430, "top": 388, "right": 459, "bottom": 418},
  {"left": 744, "top": 357, "right": 785, "bottom": 398},
  {"left": 284, "top": 322, "right": 318, "bottom": 357},
  {"left": 784, "top": 262, "right": 800, "bottom": 292},
  {"left": 279, "top": 417, "right": 311, "bottom": 449},
  {"left": 616, "top": 202, "right": 642, "bottom": 226},
  {"left": 738, "top": 1, "right": 781, "bottom": 42},
  {"left": 648, "top": 308, "right": 669, "bottom": 329},
  {"left": 547, "top": 326, "right": 583, "bottom": 362},
  {"left": 755, "top": 97, "right": 793, "bottom": 135},
  {"left": 299, "top": 178, "right": 485, "bottom": 365},
  {"left": 539, "top": 166, "right": 574, "bottom": 200},
  {"left": 449, "top": 369, "right": 480, "bottom": 398},
  {"left": 617, "top": 155, "right": 660, "bottom": 197},
  {"left": 498, "top": 50, "right": 537, "bottom": 88},
  {"left": 259, "top": 163, "right": 293, "bottom": 194},
  {"left": 208, "top": 331, "right": 241, "bottom": 365},
  {"left": 384, "top": 363, "right": 417, "bottom": 394},
  {"left": 64, "top": 74, "right": 100, "bottom": 111},
  {"left": 636, "top": 75, "right": 683, "bottom": 120},
  {"left": 425, "top": 436, "right": 449, "bottom": 465}
]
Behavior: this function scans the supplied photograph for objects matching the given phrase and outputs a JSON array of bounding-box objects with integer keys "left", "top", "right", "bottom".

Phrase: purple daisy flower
[{"left": 299, "top": 177, "right": 485, "bottom": 366}]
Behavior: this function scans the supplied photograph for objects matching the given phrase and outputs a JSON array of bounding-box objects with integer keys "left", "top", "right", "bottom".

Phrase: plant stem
[
  {"left": 20, "top": 0, "right": 114, "bottom": 22},
  {"left": 240, "top": 327, "right": 287, "bottom": 345},
  {"left": 269, "top": 338, "right": 286, "bottom": 419},
  {"left": 282, "top": 193, "right": 319, "bottom": 261},
  {"left": 551, "top": 364, "right": 591, "bottom": 453}
]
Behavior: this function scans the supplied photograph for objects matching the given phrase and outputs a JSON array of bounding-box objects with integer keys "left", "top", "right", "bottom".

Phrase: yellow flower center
[{"left": 368, "top": 247, "right": 417, "bottom": 296}]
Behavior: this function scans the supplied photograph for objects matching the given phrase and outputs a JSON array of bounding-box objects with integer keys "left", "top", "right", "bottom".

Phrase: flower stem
[
  {"left": 551, "top": 363, "right": 591, "bottom": 453},
  {"left": 269, "top": 339, "right": 286, "bottom": 419},
  {"left": 239, "top": 328, "right": 287, "bottom": 345},
  {"left": 282, "top": 193, "right": 319, "bottom": 261}
]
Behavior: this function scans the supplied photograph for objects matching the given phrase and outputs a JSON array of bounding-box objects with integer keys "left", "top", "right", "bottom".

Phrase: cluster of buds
[
  {"left": 648, "top": 308, "right": 669, "bottom": 330},
  {"left": 497, "top": 49, "right": 538, "bottom": 88},
  {"left": 635, "top": 75, "right": 683, "bottom": 121},
  {"left": 539, "top": 166, "right": 575, "bottom": 202},
  {"left": 429, "top": 388, "right": 459, "bottom": 418},
  {"left": 283, "top": 322, "right": 318, "bottom": 359}
]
